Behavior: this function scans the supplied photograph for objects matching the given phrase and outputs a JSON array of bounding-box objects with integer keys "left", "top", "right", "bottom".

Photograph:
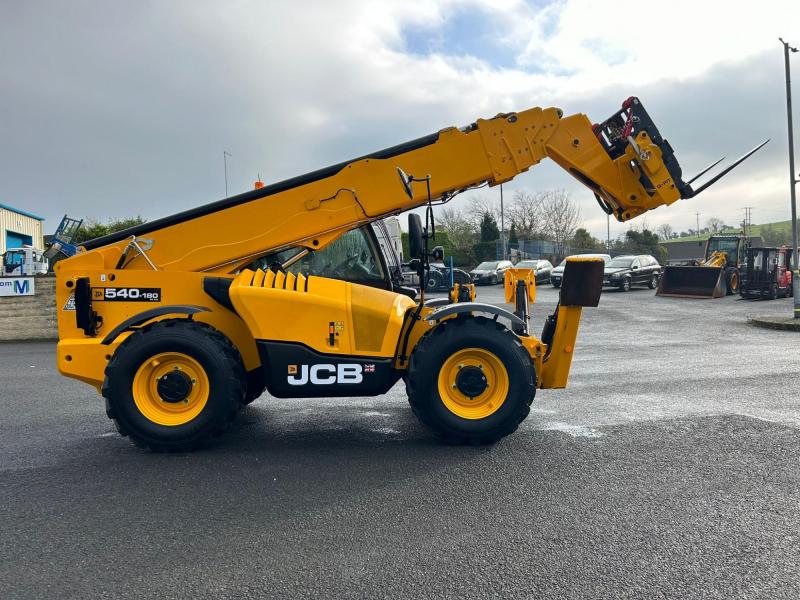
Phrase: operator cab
[
  {"left": 706, "top": 236, "right": 746, "bottom": 267},
  {"left": 248, "top": 225, "right": 416, "bottom": 298},
  {"left": 2, "top": 250, "right": 25, "bottom": 275}
]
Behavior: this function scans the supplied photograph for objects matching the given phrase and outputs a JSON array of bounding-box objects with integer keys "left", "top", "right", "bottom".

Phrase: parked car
[
  {"left": 550, "top": 254, "right": 611, "bottom": 288},
  {"left": 603, "top": 255, "right": 662, "bottom": 291},
  {"left": 402, "top": 262, "right": 471, "bottom": 292},
  {"left": 514, "top": 259, "right": 554, "bottom": 284},
  {"left": 469, "top": 260, "right": 513, "bottom": 285}
]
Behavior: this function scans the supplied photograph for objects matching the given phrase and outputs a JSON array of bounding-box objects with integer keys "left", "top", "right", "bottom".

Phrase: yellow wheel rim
[
  {"left": 132, "top": 352, "right": 210, "bottom": 426},
  {"left": 437, "top": 348, "right": 509, "bottom": 420}
]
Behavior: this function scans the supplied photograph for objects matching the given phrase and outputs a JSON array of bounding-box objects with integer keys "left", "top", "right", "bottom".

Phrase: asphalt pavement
[{"left": 2, "top": 285, "right": 800, "bottom": 599}]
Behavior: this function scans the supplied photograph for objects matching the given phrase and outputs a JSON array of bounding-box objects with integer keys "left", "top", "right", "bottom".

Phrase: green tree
[
  {"left": 479, "top": 212, "right": 500, "bottom": 242},
  {"left": 73, "top": 216, "right": 147, "bottom": 244},
  {"left": 571, "top": 227, "right": 601, "bottom": 251},
  {"left": 623, "top": 228, "right": 667, "bottom": 264},
  {"left": 508, "top": 221, "right": 518, "bottom": 244},
  {"left": 758, "top": 223, "right": 790, "bottom": 246}
]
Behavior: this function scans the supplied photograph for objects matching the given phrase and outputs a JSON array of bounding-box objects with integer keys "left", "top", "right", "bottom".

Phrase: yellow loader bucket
[{"left": 656, "top": 265, "right": 727, "bottom": 298}]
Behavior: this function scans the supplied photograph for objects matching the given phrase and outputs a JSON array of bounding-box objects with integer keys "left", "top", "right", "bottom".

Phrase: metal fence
[{"left": 496, "top": 239, "right": 626, "bottom": 263}]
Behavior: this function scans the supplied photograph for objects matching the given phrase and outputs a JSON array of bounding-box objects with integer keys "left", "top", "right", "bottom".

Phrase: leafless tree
[
  {"left": 508, "top": 190, "right": 546, "bottom": 239},
  {"left": 465, "top": 195, "right": 499, "bottom": 230},
  {"left": 437, "top": 206, "right": 476, "bottom": 254},
  {"left": 657, "top": 223, "right": 674, "bottom": 241},
  {"left": 542, "top": 189, "right": 581, "bottom": 254},
  {"left": 706, "top": 217, "right": 725, "bottom": 234}
]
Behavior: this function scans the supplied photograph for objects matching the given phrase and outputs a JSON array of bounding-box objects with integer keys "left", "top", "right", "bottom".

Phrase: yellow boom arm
[{"left": 73, "top": 97, "right": 744, "bottom": 275}]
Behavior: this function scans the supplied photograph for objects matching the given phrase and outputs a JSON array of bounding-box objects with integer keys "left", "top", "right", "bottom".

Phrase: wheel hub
[
  {"left": 455, "top": 365, "right": 488, "bottom": 398},
  {"left": 156, "top": 369, "right": 193, "bottom": 403}
]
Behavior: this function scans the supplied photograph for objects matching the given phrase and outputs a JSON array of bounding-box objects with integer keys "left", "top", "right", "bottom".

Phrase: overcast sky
[{"left": 1, "top": 0, "right": 799, "bottom": 240}]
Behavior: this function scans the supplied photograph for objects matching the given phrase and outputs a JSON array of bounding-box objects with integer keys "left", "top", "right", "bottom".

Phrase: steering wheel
[{"left": 331, "top": 253, "right": 360, "bottom": 277}]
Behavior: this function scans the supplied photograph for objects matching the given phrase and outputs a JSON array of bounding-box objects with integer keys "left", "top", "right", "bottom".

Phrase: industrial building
[{"left": 0, "top": 202, "right": 45, "bottom": 254}]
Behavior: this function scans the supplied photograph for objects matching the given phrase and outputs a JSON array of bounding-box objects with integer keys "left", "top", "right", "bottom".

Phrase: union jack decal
[{"left": 364, "top": 364, "right": 375, "bottom": 373}]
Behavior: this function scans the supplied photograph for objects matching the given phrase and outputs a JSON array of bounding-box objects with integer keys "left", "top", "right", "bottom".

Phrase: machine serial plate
[{"left": 92, "top": 287, "right": 162, "bottom": 302}]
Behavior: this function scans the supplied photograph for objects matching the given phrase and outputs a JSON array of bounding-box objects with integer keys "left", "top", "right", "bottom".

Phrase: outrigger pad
[{"left": 560, "top": 257, "right": 604, "bottom": 307}]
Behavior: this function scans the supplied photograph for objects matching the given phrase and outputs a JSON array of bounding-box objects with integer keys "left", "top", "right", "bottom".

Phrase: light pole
[
  {"left": 500, "top": 184, "right": 506, "bottom": 260},
  {"left": 780, "top": 37, "right": 799, "bottom": 318},
  {"left": 223, "top": 150, "right": 232, "bottom": 197}
]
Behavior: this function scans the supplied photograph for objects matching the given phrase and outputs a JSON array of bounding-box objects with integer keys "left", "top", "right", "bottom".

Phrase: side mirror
[
  {"left": 397, "top": 167, "right": 414, "bottom": 199},
  {"left": 408, "top": 213, "right": 424, "bottom": 259},
  {"left": 431, "top": 246, "right": 444, "bottom": 262}
]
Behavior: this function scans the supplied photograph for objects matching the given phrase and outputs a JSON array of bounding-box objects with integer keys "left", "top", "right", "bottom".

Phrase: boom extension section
[{"left": 76, "top": 97, "right": 764, "bottom": 274}]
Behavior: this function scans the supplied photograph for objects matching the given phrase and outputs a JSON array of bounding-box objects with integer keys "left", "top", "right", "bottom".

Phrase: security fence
[{"left": 496, "top": 239, "right": 626, "bottom": 264}]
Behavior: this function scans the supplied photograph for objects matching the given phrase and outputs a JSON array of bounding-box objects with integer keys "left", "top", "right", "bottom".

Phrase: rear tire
[
  {"left": 726, "top": 269, "right": 740, "bottom": 296},
  {"left": 648, "top": 274, "right": 659, "bottom": 289},
  {"left": 242, "top": 368, "right": 267, "bottom": 405},
  {"left": 768, "top": 283, "right": 778, "bottom": 300},
  {"left": 552, "top": 281, "right": 561, "bottom": 288},
  {"left": 407, "top": 316, "right": 535, "bottom": 445},
  {"left": 103, "top": 320, "right": 245, "bottom": 452}
]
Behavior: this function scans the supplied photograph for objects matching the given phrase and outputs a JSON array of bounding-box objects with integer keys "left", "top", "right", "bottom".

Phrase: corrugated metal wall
[{"left": 0, "top": 208, "right": 44, "bottom": 253}]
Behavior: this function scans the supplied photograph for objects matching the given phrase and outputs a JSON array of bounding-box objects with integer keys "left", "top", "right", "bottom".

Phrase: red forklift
[{"left": 739, "top": 246, "right": 793, "bottom": 300}]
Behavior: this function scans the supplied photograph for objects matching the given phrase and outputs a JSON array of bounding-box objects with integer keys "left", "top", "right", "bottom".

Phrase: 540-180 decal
[{"left": 92, "top": 287, "right": 161, "bottom": 302}]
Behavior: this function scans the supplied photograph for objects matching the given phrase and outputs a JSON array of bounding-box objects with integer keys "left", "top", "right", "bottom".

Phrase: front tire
[
  {"left": 620, "top": 277, "right": 631, "bottom": 292},
  {"left": 426, "top": 271, "right": 443, "bottom": 292},
  {"left": 407, "top": 316, "right": 535, "bottom": 445},
  {"left": 103, "top": 320, "right": 245, "bottom": 452}
]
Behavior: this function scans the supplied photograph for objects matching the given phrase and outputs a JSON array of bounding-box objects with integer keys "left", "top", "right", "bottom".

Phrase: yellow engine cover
[{"left": 229, "top": 269, "right": 416, "bottom": 358}]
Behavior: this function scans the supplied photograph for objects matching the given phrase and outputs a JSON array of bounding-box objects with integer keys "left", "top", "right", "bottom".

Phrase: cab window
[
  {"left": 249, "top": 227, "right": 387, "bottom": 287},
  {"left": 4, "top": 251, "right": 24, "bottom": 266}
]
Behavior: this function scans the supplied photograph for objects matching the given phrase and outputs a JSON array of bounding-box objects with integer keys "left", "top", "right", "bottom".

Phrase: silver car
[
  {"left": 514, "top": 259, "right": 554, "bottom": 284},
  {"left": 550, "top": 254, "right": 611, "bottom": 288}
]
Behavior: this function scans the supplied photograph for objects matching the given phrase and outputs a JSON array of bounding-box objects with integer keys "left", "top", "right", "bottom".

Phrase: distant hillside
[{"left": 661, "top": 220, "right": 795, "bottom": 246}]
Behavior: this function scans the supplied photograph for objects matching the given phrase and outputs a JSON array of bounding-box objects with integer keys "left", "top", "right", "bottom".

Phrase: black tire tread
[
  {"left": 102, "top": 319, "right": 245, "bottom": 452},
  {"left": 406, "top": 316, "right": 535, "bottom": 445}
]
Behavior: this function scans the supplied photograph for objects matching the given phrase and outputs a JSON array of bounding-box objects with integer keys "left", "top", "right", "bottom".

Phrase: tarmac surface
[{"left": 2, "top": 284, "right": 800, "bottom": 599}]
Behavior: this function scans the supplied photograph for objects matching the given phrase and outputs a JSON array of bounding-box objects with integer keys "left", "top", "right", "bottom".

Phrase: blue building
[{"left": 0, "top": 202, "right": 45, "bottom": 254}]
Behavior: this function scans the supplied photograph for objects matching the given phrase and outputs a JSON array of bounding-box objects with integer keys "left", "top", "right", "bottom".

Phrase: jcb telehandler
[{"left": 55, "top": 97, "right": 764, "bottom": 450}]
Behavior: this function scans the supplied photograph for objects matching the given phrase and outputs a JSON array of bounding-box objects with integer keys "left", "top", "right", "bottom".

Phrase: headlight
[{"left": 610, "top": 273, "right": 620, "bottom": 279}]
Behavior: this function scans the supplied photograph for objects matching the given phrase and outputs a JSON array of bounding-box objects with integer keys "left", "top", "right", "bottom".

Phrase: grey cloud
[{"left": 0, "top": 2, "right": 795, "bottom": 242}]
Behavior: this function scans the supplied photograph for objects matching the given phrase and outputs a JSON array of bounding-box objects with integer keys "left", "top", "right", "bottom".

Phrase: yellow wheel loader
[
  {"left": 657, "top": 234, "right": 748, "bottom": 298},
  {"left": 54, "top": 97, "right": 764, "bottom": 450}
]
